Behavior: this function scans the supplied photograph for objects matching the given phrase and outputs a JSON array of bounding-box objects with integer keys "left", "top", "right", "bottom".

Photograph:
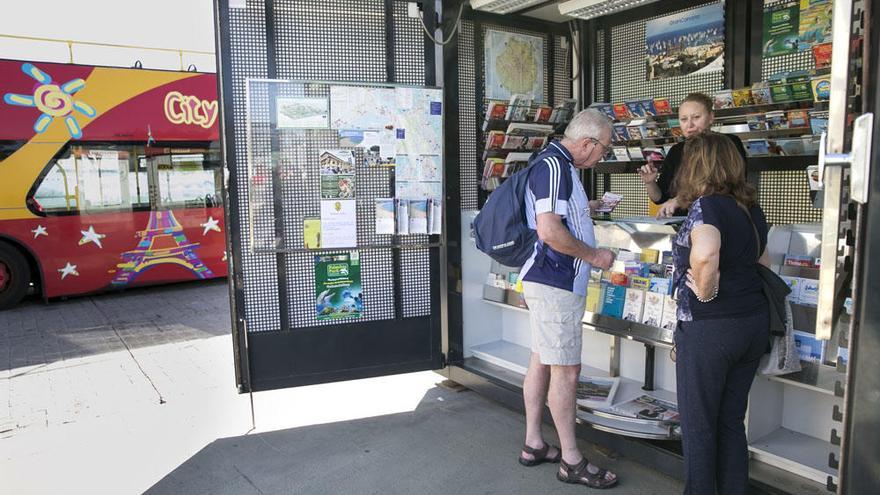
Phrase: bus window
[
  {"left": 155, "top": 148, "right": 223, "bottom": 209},
  {"left": 31, "top": 144, "right": 151, "bottom": 214},
  {"left": 32, "top": 151, "right": 78, "bottom": 212}
]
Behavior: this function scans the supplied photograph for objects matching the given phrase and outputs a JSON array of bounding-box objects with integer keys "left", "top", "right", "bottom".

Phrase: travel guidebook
[
  {"left": 314, "top": 252, "right": 362, "bottom": 321},
  {"left": 576, "top": 376, "right": 620, "bottom": 409},
  {"left": 612, "top": 394, "right": 680, "bottom": 423}
]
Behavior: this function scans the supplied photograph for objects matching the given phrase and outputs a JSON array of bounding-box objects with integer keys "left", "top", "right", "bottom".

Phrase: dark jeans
[{"left": 674, "top": 309, "right": 769, "bottom": 495}]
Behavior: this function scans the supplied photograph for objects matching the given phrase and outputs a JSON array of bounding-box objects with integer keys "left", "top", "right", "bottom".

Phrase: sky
[{"left": 0, "top": 0, "right": 217, "bottom": 71}]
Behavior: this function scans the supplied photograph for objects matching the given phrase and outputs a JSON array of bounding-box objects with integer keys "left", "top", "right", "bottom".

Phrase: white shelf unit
[
  {"left": 747, "top": 371, "right": 842, "bottom": 484},
  {"left": 461, "top": 211, "right": 841, "bottom": 488},
  {"left": 749, "top": 428, "right": 839, "bottom": 484}
]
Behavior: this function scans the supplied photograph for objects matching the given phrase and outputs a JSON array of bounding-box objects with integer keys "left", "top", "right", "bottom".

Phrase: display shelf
[
  {"left": 482, "top": 298, "right": 529, "bottom": 315},
  {"left": 469, "top": 340, "right": 680, "bottom": 441},
  {"left": 482, "top": 119, "right": 567, "bottom": 134},
  {"left": 724, "top": 127, "right": 814, "bottom": 140},
  {"left": 595, "top": 154, "right": 817, "bottom": 173},
  {"left": 576, "top": 409, "right": 678, "bottom": 440},
  {"left": 469, "top": 340, "right": 531, "bottom": 375},
  {"left": 749, "top": 428, "right": 839, "bottom": 484},
  {"left": 583, "top": 311, "right": 674, "bottom": 348},
  {"left": 481, "top": 298, "right": 675, "bottom": 353},
  {"left": 608, "top": 99, "right": 825, "bottom": 125},
  {"left": 764, "top": 363, "right": 837, "bottom": 396}
]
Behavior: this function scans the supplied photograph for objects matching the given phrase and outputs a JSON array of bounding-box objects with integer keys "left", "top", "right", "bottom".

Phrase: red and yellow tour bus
[{"left": 0, "top": 59, "right": 227, "bottom": 309}]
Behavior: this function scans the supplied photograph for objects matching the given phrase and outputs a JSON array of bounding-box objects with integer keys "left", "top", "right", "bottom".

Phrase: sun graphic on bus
[{"left": 3, "top": 63, "right": 97, "bottom": 139}]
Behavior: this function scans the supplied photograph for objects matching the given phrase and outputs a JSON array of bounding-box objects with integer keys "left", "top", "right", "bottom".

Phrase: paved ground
[{"left": 0, "top": 281, "right": 684, "bottom": 494}]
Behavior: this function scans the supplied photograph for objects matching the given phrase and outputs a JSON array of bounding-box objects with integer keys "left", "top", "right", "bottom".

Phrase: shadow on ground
[
  {"left": 0, "top": 279, "right": 231, "bottom": 373},
  {"left": 146, "top": 385, "right": 684, "bottom": 495}
]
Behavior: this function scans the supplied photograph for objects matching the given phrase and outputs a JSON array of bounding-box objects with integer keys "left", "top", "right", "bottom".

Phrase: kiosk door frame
[{"left": 215, "top": 0, "right": 446, "bottom": 393}]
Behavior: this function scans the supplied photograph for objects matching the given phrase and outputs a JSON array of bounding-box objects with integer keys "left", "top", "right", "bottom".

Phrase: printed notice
[{"left": 320, "top": 199, "right": 357, "bottom": 248}]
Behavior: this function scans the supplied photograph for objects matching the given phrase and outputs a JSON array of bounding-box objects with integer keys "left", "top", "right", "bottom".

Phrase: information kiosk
[{"left": 215, "top": 1, "right": 879, "bottom": 493}]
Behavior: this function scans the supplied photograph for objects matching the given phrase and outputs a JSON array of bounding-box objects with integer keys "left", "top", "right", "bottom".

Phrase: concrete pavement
[{"left": 1, "top": 280, "right": 684, "bottom": 494}]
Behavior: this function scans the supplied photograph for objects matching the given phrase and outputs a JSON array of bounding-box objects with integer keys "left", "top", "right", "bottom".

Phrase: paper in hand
[{"left": 593, "top": 192, "right": 623, "bottom": 213}]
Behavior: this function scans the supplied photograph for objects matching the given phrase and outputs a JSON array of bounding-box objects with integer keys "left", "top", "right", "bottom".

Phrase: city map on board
[
  {"left": 330, "top": 86, "right": 396, "bottom": 130},
  {"left": 395, "top": 87, "right": 443, "bottom": 156}
]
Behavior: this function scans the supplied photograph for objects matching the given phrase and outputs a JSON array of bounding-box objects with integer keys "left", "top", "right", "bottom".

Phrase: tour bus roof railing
[{"left": 0, "top": 34, "right": 215, "bottom": 71}]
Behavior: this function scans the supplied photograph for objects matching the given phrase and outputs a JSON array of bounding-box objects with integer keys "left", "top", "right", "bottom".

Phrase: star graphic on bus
[
  {"left": 200, "top": 216, "right": 221, "bottom": 236},
  {"left": 79, "top": 225, "right": 106, "bottom": 248},
  {"left": 31, "top": 225, "right": 48, "bottom": 239},
  {"left": 3, "top": 63, "right": 96, "bottom": 139},
  {"left": 58, "top": 262, "right": 79, "bottom": 280}
]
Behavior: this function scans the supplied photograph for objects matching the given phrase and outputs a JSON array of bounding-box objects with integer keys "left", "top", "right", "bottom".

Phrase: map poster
[
  {"left": 763, "top": 1, "right": 800, "bottom": 57},
  {"left": 276, "top": 97, "right": 329, "bottom": 128},
  {"left": 320, "top": 199, "right": 357, "bottom": 248},
  {"left": 329, "top": 85, "right": 396, "bottom": 130},
  {"left": 315, "top": 251, "right": 362, "bottom": 321},
  {"left": 484, "top": 30, "right": 544, "bottom": 104},
  {"left": 798, "top": 0, "right": 832, "bottom": 50},
  {"left": 645, "top": 3, "right": 725, "bottom": 81}
]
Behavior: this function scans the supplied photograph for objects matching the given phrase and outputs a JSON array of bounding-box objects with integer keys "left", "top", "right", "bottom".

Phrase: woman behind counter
[
  {"left": 638, "top": 93, "right": 747, "bottom": 217},
  {"left": 671, "top": 132, "right": 770, "bottom": 495}
]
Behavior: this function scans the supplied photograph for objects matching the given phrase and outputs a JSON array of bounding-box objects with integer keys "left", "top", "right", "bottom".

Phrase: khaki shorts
[{"left": 522, "top": 281, "right": 586, "bottom": 365}]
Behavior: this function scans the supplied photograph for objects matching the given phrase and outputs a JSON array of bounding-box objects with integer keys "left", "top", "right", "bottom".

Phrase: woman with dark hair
[
  {"left": 638, "top": 92, "right": 747, "bottom": 217},
  {"left": 671, "top": 132, "right": 769, "bottom": 495}
]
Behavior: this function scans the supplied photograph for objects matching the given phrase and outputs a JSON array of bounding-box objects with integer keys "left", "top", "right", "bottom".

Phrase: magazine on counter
[
  {"left": 612, "top": 394, "right": 680, "bottom": 423},
  {"left": 576, "top": 376, "right": 620, "bottom": 409}
]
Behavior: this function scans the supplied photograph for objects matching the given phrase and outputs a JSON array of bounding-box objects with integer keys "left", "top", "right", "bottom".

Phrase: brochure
[
  {"left": 576, "top": 376, "right": 620, "bottom": 409},
  {"left": 622, "top": 288, "right": 645, "bottom": 322},
  {"left": 375, "top": 199, "right": 396, "bottom": 235},
  {"left": 549, "top": 98, "right": 578, "bottom": 123},
  {"left": 408, "top": 199, "right": 429, "bottom": 234},
  {"left": 592, "top": 192, "right": 623, "bottom": 213},
  {"left": 732, "top": 88, "right": 753, "bottom": 107},
  {"left": 428, "top": 198, "right": 442, "bottom": 235},
  {"left": 653, "top": 98, "right": 672, "bottom": 115},
  {"left": 505, "top": 94, "right": 533, "bottom": 121},
  {"left": 660, "top": 295, "right": 678, "bottom": 330},
  {"left": 641, "top": 291, "right": 664, "bottom": 328},
  {"left": 612, "top": 394, "right": 680, "bottom": 423},
  {"left": 505, "top": 122, "right": 555, "bottom": 137},
  {"left": 396, "top": 199, "right": 410, "bottom": 235},
  {"left": 612, "top": 103, "right": 630, "bottom": 120},
  {"left": 712, "top": 89, "right": 734, "bottom": 110}
]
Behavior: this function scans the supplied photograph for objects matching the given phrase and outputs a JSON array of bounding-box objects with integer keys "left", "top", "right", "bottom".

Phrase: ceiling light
[
  {"left": 470, "top": 0, "right": 549, "bottom": 15},
  {"left": 559, "top": 0, "right": 662, "bottom": 21}
]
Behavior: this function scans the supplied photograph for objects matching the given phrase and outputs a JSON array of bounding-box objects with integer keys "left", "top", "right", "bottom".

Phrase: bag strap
[{"left": 736, "top": 202, "right": 762, "bottom": 264}]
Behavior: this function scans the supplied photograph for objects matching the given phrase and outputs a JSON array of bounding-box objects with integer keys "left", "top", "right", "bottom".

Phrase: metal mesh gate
[{"left": 218, "top": 0, "right": 443, "bottom": 391}]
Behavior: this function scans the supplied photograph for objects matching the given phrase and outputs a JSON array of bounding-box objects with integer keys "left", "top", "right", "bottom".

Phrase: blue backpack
[{"left": 473, "top": 155, "right": 544, "bottom": 268}]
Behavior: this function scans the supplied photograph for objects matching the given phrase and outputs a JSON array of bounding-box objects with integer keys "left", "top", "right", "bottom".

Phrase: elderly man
[{"left": 516, "top": 109, "right": 618, "bottom": 489}]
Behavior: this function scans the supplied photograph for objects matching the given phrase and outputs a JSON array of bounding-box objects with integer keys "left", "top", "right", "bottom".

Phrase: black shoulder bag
[{"left": 740, "top": 204, "right": 790, "bottom": 337}]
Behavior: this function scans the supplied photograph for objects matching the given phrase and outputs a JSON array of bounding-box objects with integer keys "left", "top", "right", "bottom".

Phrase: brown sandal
[
  {"left": 557, "top": 458, "right": 618, "bottom": 489},
  {"left": 518, "top": 442, "right": 562, "bottom": 467}
]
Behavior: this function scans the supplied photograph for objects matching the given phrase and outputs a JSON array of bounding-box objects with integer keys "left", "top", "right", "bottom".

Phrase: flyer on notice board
[
  {"left": 320, "top": 199, "right": 357, "bottom": 248},
  {"left": 315, "top": 251, "right": 362, "bottom": 321}
]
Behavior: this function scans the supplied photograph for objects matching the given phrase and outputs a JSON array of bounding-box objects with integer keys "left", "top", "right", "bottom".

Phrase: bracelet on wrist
[{"left": 696, "top": 286, "right": 719, "bottom": 303}]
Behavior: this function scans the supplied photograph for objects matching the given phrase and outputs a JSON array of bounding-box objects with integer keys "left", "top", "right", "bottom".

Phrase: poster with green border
[
  {"left": 763, "top": 1, "right": 800, "bottom": 57},
  {"left": 315, "top": 252, "right": 362, "bottom": 320}
]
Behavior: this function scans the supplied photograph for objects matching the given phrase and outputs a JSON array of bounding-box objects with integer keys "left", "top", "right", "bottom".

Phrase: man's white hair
[{"left": 563, "top": 108, "right": 612, "bottom": 141}]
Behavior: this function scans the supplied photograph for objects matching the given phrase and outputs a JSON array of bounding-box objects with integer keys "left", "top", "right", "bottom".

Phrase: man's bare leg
[
  {"left": 522, "top": 352, "right": 558, "bottom": 460},
  {"left": 548, "top": 363, "right": 617, "bottom": 482}
]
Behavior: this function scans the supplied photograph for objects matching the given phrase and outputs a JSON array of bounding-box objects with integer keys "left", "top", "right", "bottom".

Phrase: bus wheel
[{"left": 0, "top": 242, "right": 30, "bottom": 310}]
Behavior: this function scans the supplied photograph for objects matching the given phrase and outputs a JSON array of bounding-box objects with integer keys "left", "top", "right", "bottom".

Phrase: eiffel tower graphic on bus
[{"left": 111, "top": 210, "right": 214, "bottom": 286}]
